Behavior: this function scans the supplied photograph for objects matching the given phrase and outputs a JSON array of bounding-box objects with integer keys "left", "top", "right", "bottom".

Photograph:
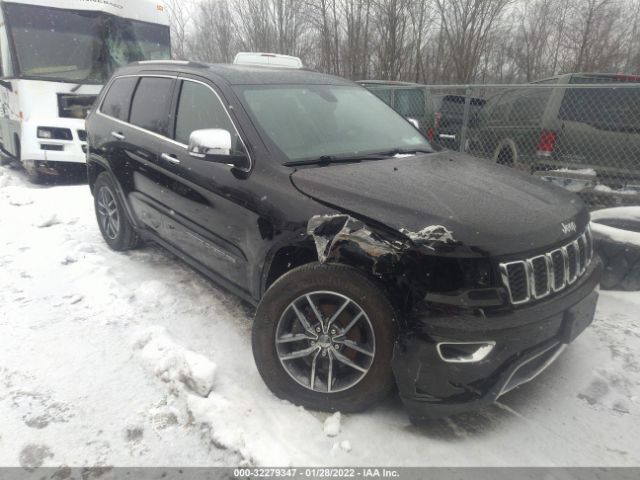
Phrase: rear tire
[
  {"left": 94, "top": 172, "right": 140, "bottom": 251},
  {"left": 496, "top": 147, "right": 513, "bottom": 167},
  {"left": 252, "top": 263, "right": 397, "bottom": 413}
]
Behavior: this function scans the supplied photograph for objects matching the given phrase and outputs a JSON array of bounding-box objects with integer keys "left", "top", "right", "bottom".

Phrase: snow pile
[
  {"left": 187, "top": 393, "right": 324, "bottom": 466},
  {"left": 324, "top": 412, "right": 342, "bottom": 437},
  {"left": 591, "top": 223, "right": 640, "bottom": 249},
  {"left": 331, "top": 440, "right": 352, "bottom": 455},
  {"left": 133, "top": 327, "right": 217, "bottom": 397},
  {"left": 591, "top": 207, "right": 640, "bottom": 224}
]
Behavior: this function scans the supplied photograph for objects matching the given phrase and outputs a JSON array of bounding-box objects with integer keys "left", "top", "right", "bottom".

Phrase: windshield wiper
[
  {"left": 283, "top": 148, "right": 433, "bottom": 167},
  {"left": 283, "top": 153, "right": 391, "bottom": 167},
  {"left": 373, "top": 147, "right": 433, "bottom": 156}
]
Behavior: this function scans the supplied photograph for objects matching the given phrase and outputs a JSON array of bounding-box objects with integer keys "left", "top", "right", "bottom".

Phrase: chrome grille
[{"left": 500, "top": 226, "right": 593, "bottom": 305}]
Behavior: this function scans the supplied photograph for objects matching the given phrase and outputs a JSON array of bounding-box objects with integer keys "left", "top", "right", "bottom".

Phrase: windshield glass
[
  {"left": 5, "top": 3, "right": 170, "bottom": 83},
  {"left": 239, "top": 85, "right": 431, "bottom": 162}
]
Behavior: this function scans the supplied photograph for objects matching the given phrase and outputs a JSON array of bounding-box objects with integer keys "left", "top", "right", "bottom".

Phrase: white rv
[{"left": 0, "top": 0, "right": 170, "bottom": 182}]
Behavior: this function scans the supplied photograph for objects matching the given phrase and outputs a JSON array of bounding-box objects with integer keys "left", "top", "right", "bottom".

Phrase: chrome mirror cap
[{"left": 188, "top": 128, "right": 232, "bottom": 158}]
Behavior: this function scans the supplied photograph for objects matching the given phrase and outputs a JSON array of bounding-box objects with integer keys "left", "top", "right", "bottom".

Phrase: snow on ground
[{"left": 1, "top": 165, "right": 640, "bottom": 468}]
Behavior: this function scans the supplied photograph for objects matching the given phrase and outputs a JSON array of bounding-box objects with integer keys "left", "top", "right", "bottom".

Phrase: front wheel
[{"left": 252, "top": 264, "right": 397, "bottom": 412}]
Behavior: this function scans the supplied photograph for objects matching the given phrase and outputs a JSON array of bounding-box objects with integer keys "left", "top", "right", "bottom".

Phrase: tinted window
[
  {"left": 395, "top": 89, "right": 425, "bottom": 117},
  {"left": 440, "top": 96, "right": 486, "bottom": 118},
  {"left": 509, "top": 89, "right": 551, "bottom": 125},
  {"left": 368, "top": 88, "right": 392, "bottom": 105},
  {"left": 559, "top": 87, "right": 640, "bottom": 131},
  {"left": 174, "top": 81, "right": 234, "bottom": 145},
  {"left": 129, "top": 77, "right": 173, "bottom": 135},
  {"left": 486, "top": 91, "right": 518, "bottom": 124},
  {"left": 101, "top": 77, "right": 138, "bottom": 121}
]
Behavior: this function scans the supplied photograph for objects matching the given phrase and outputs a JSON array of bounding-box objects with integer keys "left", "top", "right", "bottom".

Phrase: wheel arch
[
  {"left": 89, "top": 156, "right": 141, "bottom": 231},
  {"left": 261, "top": 241, "right": 319, "bottom": 295},
  {"left": 493, "top": 138, "right": 518, "bottom": 165}
]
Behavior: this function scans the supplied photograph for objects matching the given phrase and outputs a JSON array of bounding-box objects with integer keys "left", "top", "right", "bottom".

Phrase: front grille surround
[{"left": 500, "top": 226, "right": 593, "bottom": 305}]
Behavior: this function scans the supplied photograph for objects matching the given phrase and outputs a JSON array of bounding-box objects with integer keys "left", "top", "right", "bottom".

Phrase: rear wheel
[
  {"left": 252, "top": 263, "right": 396, "bottom": 412},
  {"left": 94, "top": 172, "right": 140, "bottom": 251},
  {"left": 495, "top": 145, "right": 530, "bottom": 172},
  {"left": 496, "top": 147, "right": 514, "bottom": 167}
]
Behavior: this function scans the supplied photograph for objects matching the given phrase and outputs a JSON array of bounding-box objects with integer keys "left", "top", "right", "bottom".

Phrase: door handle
[
  {"left": 161, "top": 153, "right": 181, "bottom": 165},
  {"left": 111, "top": 131, "right": 125, "bottom": 140}
]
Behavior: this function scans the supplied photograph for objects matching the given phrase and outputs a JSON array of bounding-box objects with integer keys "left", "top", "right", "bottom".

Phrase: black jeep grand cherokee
[{"left": 85, "top": 61, "right": 601, "bottom": 421}]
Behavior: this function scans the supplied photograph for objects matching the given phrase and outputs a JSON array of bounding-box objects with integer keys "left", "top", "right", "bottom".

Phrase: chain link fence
[{"left": 359, "top": 75, "right": 640, "bottom": 209}]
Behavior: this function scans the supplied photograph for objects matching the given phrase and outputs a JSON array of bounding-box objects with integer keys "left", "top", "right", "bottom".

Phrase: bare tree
[
  {"left": 163, "top": 0, "right": 195, "bottom": 59},
  {"left": 435, "top": 0, "right": 512, "bottom": 83},
  {"left": 167, "top": 0, "right": 639, "bottom": 84}
]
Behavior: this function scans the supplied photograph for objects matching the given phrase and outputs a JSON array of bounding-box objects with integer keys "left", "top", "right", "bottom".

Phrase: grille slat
[
  {"left": 549, "top": 249, "right": 566, "bottom": 291},
  {"left": 500, "top": 226, "right": 593, "bottom": 305},
  {"left": 502, "top": 262, "right": 529, "bottom": 304},
  {"left": 566, "top": 243, "right": 578, "bottom": 282},
  {"left": 530, "top": 256, "right": 550, "bottom": 298},
  {"left": 577, "top": 236, "right": 587, "bottom": 274}
]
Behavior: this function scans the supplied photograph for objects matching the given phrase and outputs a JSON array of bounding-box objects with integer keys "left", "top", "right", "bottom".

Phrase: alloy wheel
[
  {"left": 275, "top": 291, "right": 376, "bottom": 393},
  {"left": 96, "top": 186, "right": 120, "bottom": 240}
]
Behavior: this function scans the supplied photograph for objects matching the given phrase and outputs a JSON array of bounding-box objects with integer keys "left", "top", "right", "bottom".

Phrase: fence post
[{"left": 459, "top": 86, "right": 472, "bottom": 153}]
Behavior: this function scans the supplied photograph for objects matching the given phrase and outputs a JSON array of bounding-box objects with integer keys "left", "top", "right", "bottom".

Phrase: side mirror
[
  {"left": 188, "top": 128, "right": 250, "bottom": 171},
  {"left": 406, "top": 117, "right": 420, "bottom": 129}
]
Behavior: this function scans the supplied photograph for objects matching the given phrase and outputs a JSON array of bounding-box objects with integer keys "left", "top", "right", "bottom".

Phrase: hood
[{"left": 291, "top": 151, "right": 589, "bottom": 257}]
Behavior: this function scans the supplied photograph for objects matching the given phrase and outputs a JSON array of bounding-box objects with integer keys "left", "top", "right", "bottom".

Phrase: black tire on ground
[
  {"left": 93, "top": 172, "right": 141, "bottom": 251},
  {"left": 252, "top": 263, "right": 397, "bottom": 413},
  {"left": 600, "top": 254, "right": 629, "bottom": 290},
  {"left": 596, "top": 236, "right": 640, "bottom": 291},
  {"left": 496, "top": 148, "right": 513, "bottom": 167},
  {"left": 0, "top": 151, "right": 11, "bottom": 166},
  {"left": 1, "top": 135, "right": 18, "bottom": 166}
]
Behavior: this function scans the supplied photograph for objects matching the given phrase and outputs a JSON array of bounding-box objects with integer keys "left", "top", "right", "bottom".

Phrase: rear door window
[
  {"left": 129, "top": 76, "right": 174, "bottom": 135},
  {"left": 174, "top": 80, "right": 235, "bottom": 145},
  {"left": 101, "top": 76, "right": 138, "bottom": 121}
]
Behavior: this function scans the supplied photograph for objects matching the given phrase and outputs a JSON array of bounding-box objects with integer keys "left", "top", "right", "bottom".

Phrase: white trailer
[{"left": 0, "top": 0, "right": 170, "bottom": 182}]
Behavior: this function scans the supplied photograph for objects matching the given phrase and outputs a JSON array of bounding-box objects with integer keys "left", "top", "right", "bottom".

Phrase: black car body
[{"left": 85, "top": 61, "right": 601, "bottom": 421}]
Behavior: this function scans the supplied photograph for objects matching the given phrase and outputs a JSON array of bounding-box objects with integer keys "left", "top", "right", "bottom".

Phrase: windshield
[
  {"left": 4, "top": 3, "right": 170, "bottom": 84},
  {"left": 239, "top": 85, "right": 431, "bottom": 162}
]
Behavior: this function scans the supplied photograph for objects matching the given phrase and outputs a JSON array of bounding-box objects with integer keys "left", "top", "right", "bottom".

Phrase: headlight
[
  {"left": 37, "top": 128, "right": 53, "bottom": 139},
  {"left": 37, "top": 127, "right": 72, "bottom": 140}
]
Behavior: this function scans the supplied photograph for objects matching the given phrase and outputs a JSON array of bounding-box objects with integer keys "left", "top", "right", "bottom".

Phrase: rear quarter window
[
  {"left": 558, "top": 88, "right": 640, "bottom": 132},
  {"left": 101, "top": 77, "right": 138, "bottom": 121},
  {"left": 129, "top": 77, "right": 174, "bottom": 135},
  {"left": 368, "top": 88, "right": 392, "bottom": 105},
  {"left": 395, "top": 88, "right": 425, "bottom": 117}
]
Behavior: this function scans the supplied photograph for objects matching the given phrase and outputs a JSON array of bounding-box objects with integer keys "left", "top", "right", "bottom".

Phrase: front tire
[
  {"left": 252, "top": 263, "right": 397, "bottom": 413},
  {"left": 93, "top": 172, "right": 140, "bottom": 251}
]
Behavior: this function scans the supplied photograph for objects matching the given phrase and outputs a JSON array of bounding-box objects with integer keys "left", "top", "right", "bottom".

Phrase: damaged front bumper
[{"left": 392, "top": 257, "right": 602, "bottom": 421}]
